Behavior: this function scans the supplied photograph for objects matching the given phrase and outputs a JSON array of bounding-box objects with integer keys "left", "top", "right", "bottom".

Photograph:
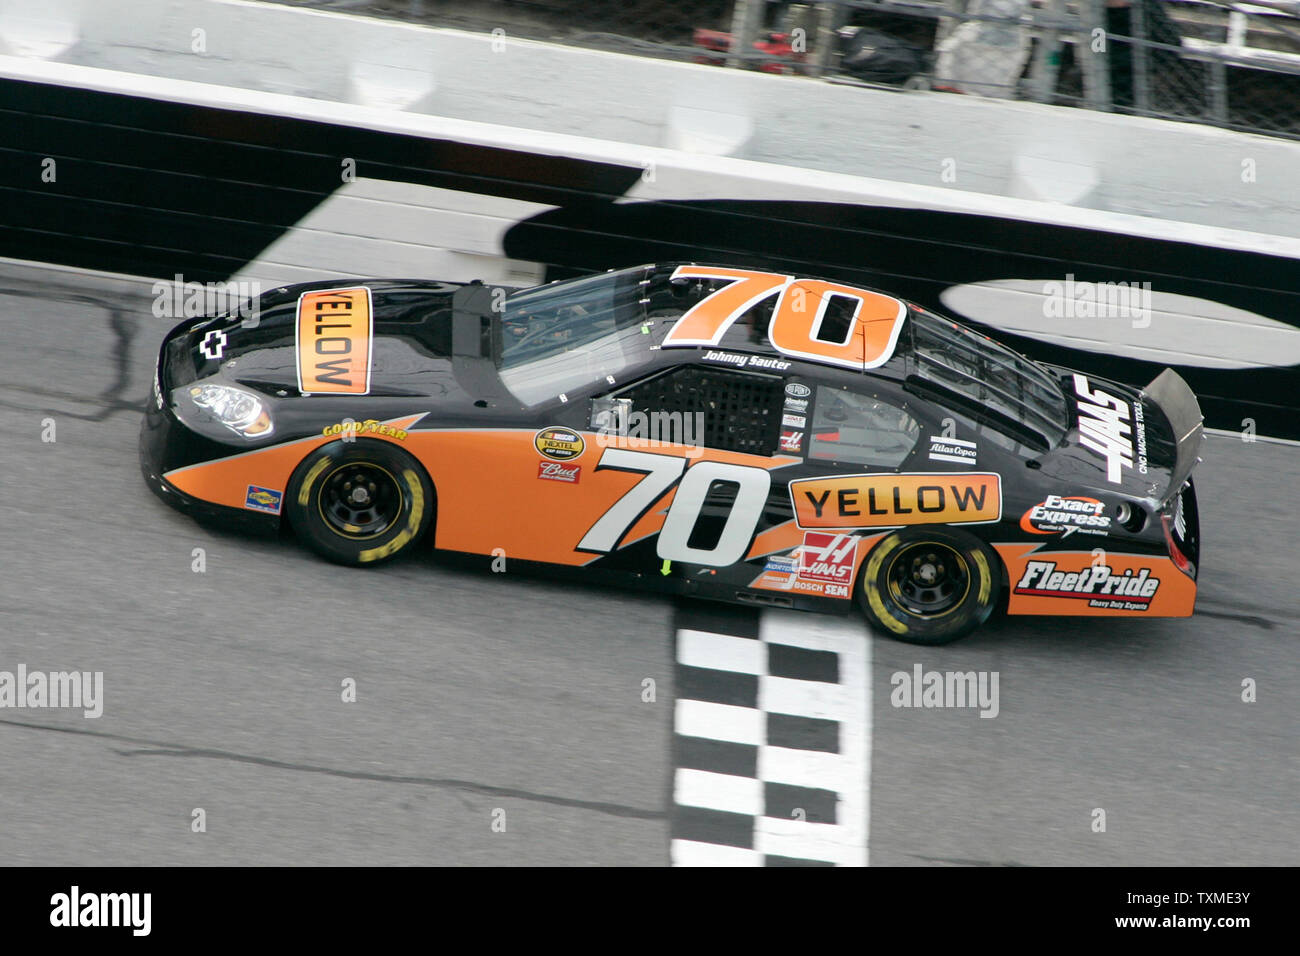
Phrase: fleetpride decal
[
  {"left": 296, "top": 287, "right": 373, "bottom": 395},
  {"left": 789, "top": 473, "right": 1001, "bottom": 529}
]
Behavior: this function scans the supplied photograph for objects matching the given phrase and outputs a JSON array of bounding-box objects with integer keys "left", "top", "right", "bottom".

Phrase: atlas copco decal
[
  {"left": 1073, "top": 374, "right": 1134, "bottom": 484},
  {"left": 1021, "top": 495, "right": 1111, "bottom": 537},
  {"left": 1014, "top": 560, "right": 1160, "bottom": 609}
]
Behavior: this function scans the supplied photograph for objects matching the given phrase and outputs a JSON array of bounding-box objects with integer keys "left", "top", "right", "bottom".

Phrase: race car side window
[
  {"left": 808, "top": 386, "right": 920, "bottom": 467},
  {"left": 599, "top": 365, "right": 784, "bottom": 457}
]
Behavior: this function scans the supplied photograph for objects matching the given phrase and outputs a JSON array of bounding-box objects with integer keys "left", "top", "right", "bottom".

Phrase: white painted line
[
  {"left": 677, "top": 629, "right": 766, "bottom": 675},
  {"left": 674, "top": 769, "right": 764, "bottom": 816},
  {"left": 754, "top": 816, "right": 860, "bottom": 866},
  {"left": 757, "top": 746, "right": 847, "bottom": 792},
  {"left": 675, "top": 699, "right": 764, "bottom": 746},
  {"left": 760, "top": 612, "right": 871, "bottom": 867},
  {"left": 761, "top": 675, "right": 849, "bottom": 721},
  {"left": 670, "top": 839, "right": 762, "bottom": 867}
]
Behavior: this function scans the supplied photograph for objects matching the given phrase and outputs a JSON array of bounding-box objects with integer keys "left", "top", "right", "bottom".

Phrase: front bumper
[{"left": 139, "top": 399, "right": 280, "bottom": 535}]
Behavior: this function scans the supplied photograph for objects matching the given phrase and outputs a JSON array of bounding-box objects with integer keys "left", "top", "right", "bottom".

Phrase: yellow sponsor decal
[
  {"left": 296, "top": 287, "right": 373, "bottom": 395},
  {"left": 321, "top": 419, "right": 408, "bottom": 440},
  {"left": 534, "top": 427, "right": 585, "bottom": 461},
  {"left": 789, "top": 472, "right": 1001, "bottom": 529}
]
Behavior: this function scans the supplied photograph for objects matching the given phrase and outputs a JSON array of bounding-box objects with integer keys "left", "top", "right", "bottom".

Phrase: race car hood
[
  {"left": 1035, "top": 366, "right": 1204, "bottom": 506},
  {"left": 160, "top": 278, "right": 489, "bottom": 398}
]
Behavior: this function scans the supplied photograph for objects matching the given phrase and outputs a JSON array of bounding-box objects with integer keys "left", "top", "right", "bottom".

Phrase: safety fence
[{"left": 280, "top": 0, "right": 1300, "bottom": 138}]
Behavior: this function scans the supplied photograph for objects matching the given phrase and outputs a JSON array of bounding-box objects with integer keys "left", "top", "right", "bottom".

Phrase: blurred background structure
[{"left": 276, "top": 0, "right": 1300, "bottom": 139}]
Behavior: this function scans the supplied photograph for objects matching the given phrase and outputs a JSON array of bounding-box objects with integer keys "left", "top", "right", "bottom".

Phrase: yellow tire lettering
[
  {"left": 359, "top": 530, "right": 411, "bottom": 563},
  {"left": 297, "top": 457, "right": 332, "bottom": 506},
  {"left": 974, "top": 551, "right": 992, "bottom": 603},
  {"left": 863, "top": 539, "right": 908, "bottom": 634}
]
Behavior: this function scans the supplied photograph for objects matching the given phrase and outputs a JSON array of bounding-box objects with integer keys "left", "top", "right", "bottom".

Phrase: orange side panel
[
  {"left": 164, "top": 414, "right": 427, "bottom": 510},
  {"left": 995, "top": 542, "right": 1196, "bottom": 617}
]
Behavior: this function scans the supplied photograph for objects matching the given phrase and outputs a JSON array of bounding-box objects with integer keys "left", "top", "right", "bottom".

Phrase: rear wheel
[
  {"left": 286, "top": 439, "right": 433, "bottom": 566},
  {"left": 857, "top": 527, "right": 998, "bottom": 645}
]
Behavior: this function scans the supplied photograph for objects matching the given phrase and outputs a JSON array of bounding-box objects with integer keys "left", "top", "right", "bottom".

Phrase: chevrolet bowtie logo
[{"left": 200, "top": 329, "right": 227, "bottom": 361}]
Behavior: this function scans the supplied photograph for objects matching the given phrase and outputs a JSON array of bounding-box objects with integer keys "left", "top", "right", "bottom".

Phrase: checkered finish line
[{"left": 669, "top": 602, "right": 872, "bottom": 866}]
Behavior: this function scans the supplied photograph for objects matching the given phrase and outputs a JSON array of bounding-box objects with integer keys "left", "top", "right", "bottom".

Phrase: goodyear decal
[
  {"left": 789, "top": 473, "right": 1001, "bottom": 529},
  {"left": 296, "top": 287, "right": 373, "bottom": 395},
  {"left": 322, "top": 419, "right": 407, "bottom": 440},
  {"left": 534, "top": 427, "right": 585, "bottom": 461}
]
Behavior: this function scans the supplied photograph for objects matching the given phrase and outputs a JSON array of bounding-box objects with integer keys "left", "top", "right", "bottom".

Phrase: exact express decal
[
  {"left": 789, "top": 473, "right": 1001, "bottom": 529},
  {"left": 296, "top": 287, "right": 373, "bottom": 395},
  {"left": 1020, "top": 495, "right": 1111, "bottom": 537},
  {"left": 663, "top": 266, "right": 908, "bottom": 370},
  {"left": 1014, "top": 559, "right": 1159, "bottom": 610},
  {"left": 1073, "top": 374, "right": 1134, "bottom": 484},
  {"left": 534, "top": 427, "right": 585, "bottom": 461}
]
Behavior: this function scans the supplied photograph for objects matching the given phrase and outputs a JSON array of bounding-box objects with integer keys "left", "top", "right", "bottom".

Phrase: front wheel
[
  {"left": 286, "top": 439, "right": 434, "bottom": 566},
  {"left": 857, "top": 527, "right": 999, "bottom": 645}
]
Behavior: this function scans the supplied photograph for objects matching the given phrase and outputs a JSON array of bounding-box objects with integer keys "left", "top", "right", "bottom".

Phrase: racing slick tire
[
  {"left": 286, "top": 439, "right": 434, "bottom": 566},
  {"left": 857, "top": 527, "right": 999, "bottom": 645}
]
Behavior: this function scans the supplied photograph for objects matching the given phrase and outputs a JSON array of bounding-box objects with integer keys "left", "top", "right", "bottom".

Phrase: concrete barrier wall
[
  {"left": 2, "top": 0, "right": 1299, "bottom": 237},
  {"left": 1, "top": 51, "right": 1299, "bottom": 439}
]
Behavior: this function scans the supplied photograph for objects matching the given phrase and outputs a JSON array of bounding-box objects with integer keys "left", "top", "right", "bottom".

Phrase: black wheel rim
[
  {"left": 885, "top": 541, "right": 971, "bottom": 619},
  {"left": 318, "top": 462, "right": 402, "bottom": 539}
]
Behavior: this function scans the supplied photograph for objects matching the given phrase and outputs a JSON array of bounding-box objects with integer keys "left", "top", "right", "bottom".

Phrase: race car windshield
[
  {"left": 498, "top": 268, "right": 649, "bottom": 406},
  {"left": 908, "top": 308, "right": 1069, "bottom": 451}
]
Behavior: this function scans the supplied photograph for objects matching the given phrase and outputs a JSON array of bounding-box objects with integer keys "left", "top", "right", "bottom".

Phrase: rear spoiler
[{"left": 1143, "top": 368, "right": 1204, "bottom": 504}]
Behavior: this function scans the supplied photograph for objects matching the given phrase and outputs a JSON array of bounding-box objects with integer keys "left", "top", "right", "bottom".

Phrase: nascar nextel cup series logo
[
  {"left": 535, "top": 427, "right": 585, "bottom": 461},
  {"left": 1014, "top": 560, "right": 1160, "bottom": 610},
  {"left": 1021, "top": 495, "right": 1111, "bottom": 537}
]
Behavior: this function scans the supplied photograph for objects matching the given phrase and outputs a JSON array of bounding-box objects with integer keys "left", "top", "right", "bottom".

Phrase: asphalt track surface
[{"left": 1, "top": 261, "right": 1296, "bottom": 866}]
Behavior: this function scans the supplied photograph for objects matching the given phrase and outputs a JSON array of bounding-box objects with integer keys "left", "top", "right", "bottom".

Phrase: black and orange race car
[{"left": 140, "top": 263, "right": 1204, "bottom": 644}]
